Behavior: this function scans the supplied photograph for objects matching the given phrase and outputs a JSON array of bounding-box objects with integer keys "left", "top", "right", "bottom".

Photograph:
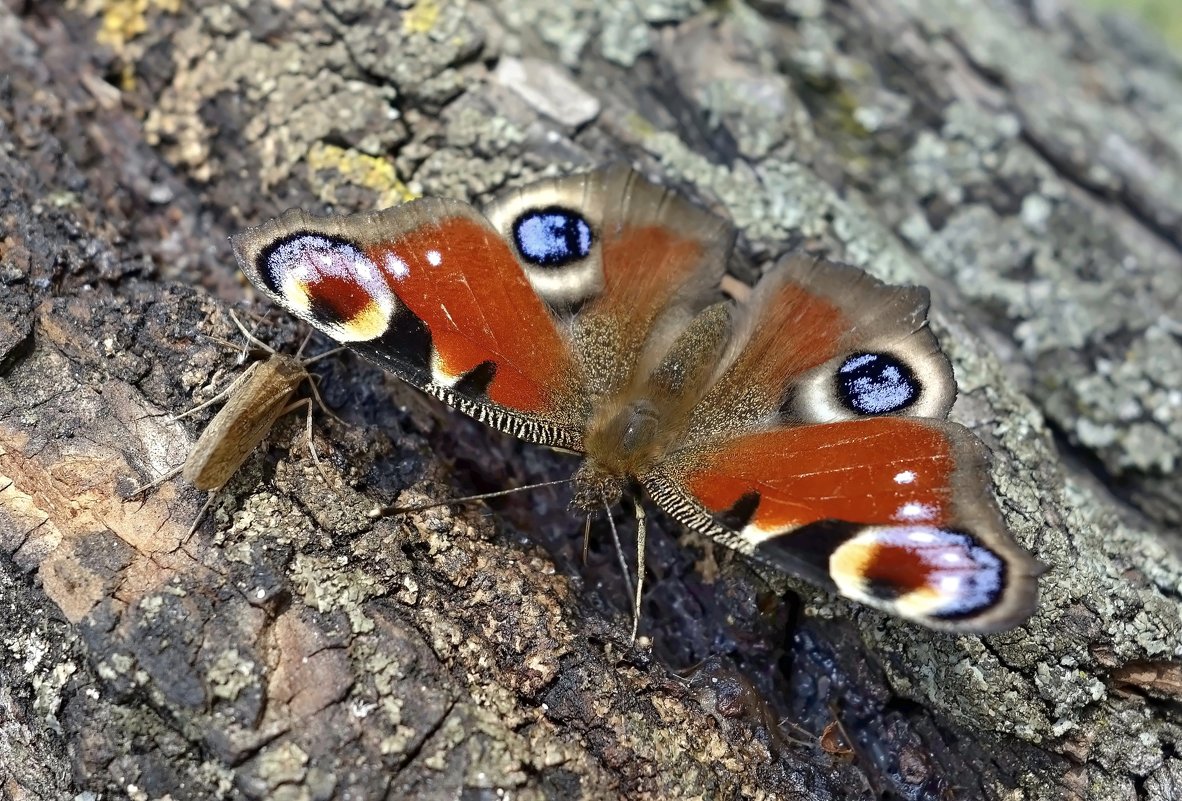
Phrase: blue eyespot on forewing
[
  {"left": 512, "top": 207, "right": 593, "bottom": 267},
  {"left": 837, "top": 353, "right": 919, "bottom": 415}
]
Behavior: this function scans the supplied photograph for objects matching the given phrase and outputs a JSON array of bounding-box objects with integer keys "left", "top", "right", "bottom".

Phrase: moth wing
[
  {"left": 232, "top": 199, "right": 588, "bottom": 450},
  {"left": 484, "top": 165, "right": 736, "bottom": 398},
  {"left": 645, "top": 417, "right": 1041, "bottom": 632},
  {"left": 182, "top": 357, "right": 304, "bottom": 490}
]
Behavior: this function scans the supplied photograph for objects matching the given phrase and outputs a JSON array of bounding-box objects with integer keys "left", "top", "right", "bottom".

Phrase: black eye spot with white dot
[
  {"left": 837, "top": 352, "right": 920, "bottom": 415},
  {"left": 512, "top": 207, "right": 593, "bottom": 267}
]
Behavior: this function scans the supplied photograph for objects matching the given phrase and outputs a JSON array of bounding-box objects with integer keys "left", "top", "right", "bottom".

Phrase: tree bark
[{"left": 2, "top": 1, "right": 1181, "bottom": 799}]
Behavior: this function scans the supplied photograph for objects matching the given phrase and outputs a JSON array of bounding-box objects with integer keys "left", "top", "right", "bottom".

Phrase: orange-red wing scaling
[
  {"left": 360, "top": 215, "right": 578, "bottom": 415},
  {"left": 649, "top": 417, "right": 1041, "bottom": 632},
  {"left": 231, "top": 201, "right": 587, "bottom": 449},
  {"left": 681, "top": 418, "right": 958, "bottom": 532}
]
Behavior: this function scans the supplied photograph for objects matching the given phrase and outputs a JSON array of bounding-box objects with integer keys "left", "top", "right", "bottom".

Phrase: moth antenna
[
  {"left": 199, "top": 332, "right": 251, "bottom": 353},
  {"left": 603, "top": 501, "right": 639, "bottom": 640},
  {"left": 124, "top": 465, "right": 184, "bottom": 499},
  {"left": 172, "top": 362, "right": 260, "bottom": 422},
  {"left": 371, "top": 478, "right": 572, "bottom": 517},
  {"left": 299, "top": 346, "right": 347, "bottom": 367}
]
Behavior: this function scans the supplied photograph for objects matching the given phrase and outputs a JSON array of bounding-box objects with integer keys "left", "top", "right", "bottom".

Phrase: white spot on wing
[
  {"left": 426, "top": 249, "right": 443, "bottom": 267},
  {"left": 894, "top": 470, "right": 916, "bottom": 484},
  {"left": 384, "top": 252, "right": 410, "bottom": 280},
  {"left": 896, "top": 501, "right": 937, "bottom": 522}
]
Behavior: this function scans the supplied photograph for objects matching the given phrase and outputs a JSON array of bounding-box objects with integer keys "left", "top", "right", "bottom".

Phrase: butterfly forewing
[
  {"left": 485, "top": 165, "right": 735, "bottom": 401},
  {"left": 232, "top": 201, "right": 588, "bottom": 450}
]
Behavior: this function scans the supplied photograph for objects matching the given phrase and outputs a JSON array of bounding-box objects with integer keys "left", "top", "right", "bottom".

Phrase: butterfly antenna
[
  {"left": 603, "top": 501, "right": 639, "bottom": 641},
  {"left": 582, "top": 514, "right": 592, "bottom": 565},
  {"left": 371, "top": 478, "right": 572, "bottom": 517}
]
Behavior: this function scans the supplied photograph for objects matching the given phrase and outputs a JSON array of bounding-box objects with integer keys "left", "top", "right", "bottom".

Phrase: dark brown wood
[{"left": 2, "top": 1, "right": 1181, "bottom": 799}]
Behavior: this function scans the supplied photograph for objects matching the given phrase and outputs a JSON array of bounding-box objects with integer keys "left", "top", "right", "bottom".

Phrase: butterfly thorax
[{"left": 572, "top": 397, "right": 664, "bottom": 511}]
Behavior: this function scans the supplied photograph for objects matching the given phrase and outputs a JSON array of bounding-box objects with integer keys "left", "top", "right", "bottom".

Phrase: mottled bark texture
[{"left": 2, "top": 1, "right": 1181, "bottom": 799}]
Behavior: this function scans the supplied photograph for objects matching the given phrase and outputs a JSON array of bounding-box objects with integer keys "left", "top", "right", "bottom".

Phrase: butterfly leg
[
  {"left": 603, "top": 503, "right": 639, "bottom": 640},
  {"left": 631, "top": 500, "right": 647, "bottom": 644},
  {"left": 582, "top": 514, "right": 592, "bottom": 565}
]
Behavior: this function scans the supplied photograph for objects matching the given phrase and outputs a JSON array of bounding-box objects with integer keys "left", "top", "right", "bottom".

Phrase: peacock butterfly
[{"left": 231, "top": 165, "right": 1041, "bottom": 634}]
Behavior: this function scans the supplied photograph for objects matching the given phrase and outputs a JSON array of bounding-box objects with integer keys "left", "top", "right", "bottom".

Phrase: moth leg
[
  {"left": 124, "top": 465, "right": 184, "bottom": 499},
  {"left": 185, "top": 491, "right": 218, "bottom": 538},
  {"left": 279, "top": 397, "right": 333, "bottom": 487},
  {"left": 303, "top": 369, "right": 347, "bottom": 426}
]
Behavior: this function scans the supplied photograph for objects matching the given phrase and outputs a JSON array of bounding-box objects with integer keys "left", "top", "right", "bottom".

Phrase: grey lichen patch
[
  {"left": 646, "top": 132, "right": 932, "bottom": 281},
  {"left": 889, "top": 97, "right": 1182, "bottom": 514},
  {"left": 494, "top": 0, "right": 703, "bottom": 67},
  {"left": 1055, "top": 323, "right": 1182, "bottom": 474},
  {"left": 249, "top": 740, "right": 310, "bottom": 793},
  {"left": 662, "top": 7, "right": 818, "bottom": 162},
  {"left": 329, "top": 0, "right": 486, "bottom": 104},
  {"left": 493, "top": 0, "right": 595, "bottom": 66},
  {"left": 407, "top": 100, "right": 529, "bottom": 198},
  {"left": 144, "top": 11, "right": 402, "bottom": 187},
  {"left": 208, "top": 648, "right": 257, "bottom": 703},
  {"left": 909, "top": 0, "right": 1182, "bottom": 238},
  {"left": 288, "top": 553, "right": 381, "bottom": 634},
  {"left": 599, "top": 3, "right": 652, "bottom": 67}
]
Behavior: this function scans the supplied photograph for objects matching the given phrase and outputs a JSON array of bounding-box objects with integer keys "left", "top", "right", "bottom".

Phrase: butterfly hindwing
[
  {"left": 232, "top": 200, "right": 588, "bottom": 449},
  {"left": 646, "top": 417, "right": 1040, "bottom": 632}
]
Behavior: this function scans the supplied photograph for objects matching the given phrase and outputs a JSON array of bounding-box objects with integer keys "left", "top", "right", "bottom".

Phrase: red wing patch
[
  {"left": 361, "top": 216, "right": 580, "bottom": 415},
  {"left": 654, "top": 417, "right": 1041, "bottom": 631},
  {"left": 231, "top": 203, "right": 586, "bottom": 433}
]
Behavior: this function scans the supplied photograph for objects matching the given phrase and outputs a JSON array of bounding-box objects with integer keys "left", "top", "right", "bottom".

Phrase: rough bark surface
[{"left": 1, "top": 1, "right": 1181, "bottom": 800}]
